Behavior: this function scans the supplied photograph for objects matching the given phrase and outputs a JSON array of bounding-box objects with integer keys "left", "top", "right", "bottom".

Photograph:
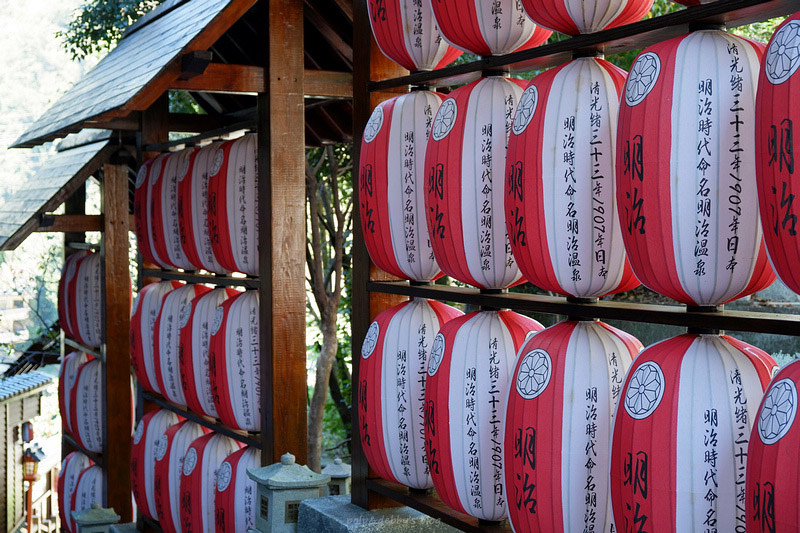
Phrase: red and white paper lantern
[
  {"left": 59, "top": 351, "right": 90, "bottom": 436},
  {"left": 208, "top": 134, "right": 259, "bottom": 276},
  {"left": 756, "top": 15, "right": 800, "bottom": 295},
  {"left": 150, "top": 149, "right": 199, "bottom": 270},
  {"left": 134, "top": 154, "right": 171, "bottom": 269},
  {"left": 367, "top": 0, "right": 462, "bottom": 71},
  {"left": 358, "top": 298, "right": 463, "bottom": 489},
  {"left": 69, "top": 359, "right": 104, "bottom": 453},
  {"left": 179, "top": 287, "right": 240, "bottom": 417},
  {"left": 180, "top": 433, "right": 242, "bottom": 533},
  {"left": 70, "top": 465, "right": 105, "bottom": 533},
  {"left": 610, "top": 333, "right": 777, "bottom": 531},
  {"left": 215, "top": 446, "right": 260, "bottom": 533},
  {"left": 506, "top": 57, "right": 639, "bottom": 298},
  {"left": 210, "top": 290, "right": 261, "bottom": 431},
  {"left": 424, "top": 310, "right": 543, "bottom": 520},
  {"left": 58, "top": 251, "right": 89, "bottom": 340},
  {"left": 178, "top": 142, "right": 227, "bottom": 274},
  {"left": 430, "top": 0, "right": 551, "bottom": 56},
  {"left": 504, "top": 320, "right": 641, "bottom": 531},
  {"left": 521, "top": 0, "right": 653, "bottom": 35},
  {"left": 359, "top": 91, "right": 444, "bottom": 282},
  {"left": 154, "top": 420, "right": 209, "bottom": 533},
  {"left": 747, "top": 359, "right": 800, "bottom": 532},
  {"left": 131, "top": 281, "right": 183, "bottom": 394},
  {"left": 59, "top": 452, "right": 92, "bottom": 533},
  {"left": 424, "top": 76, "right": 525, "bottom": 289},
  {"left": 616, "top": 30, "right": 776, "bottom": 306},
  {"left": 70, "top": 252, "right": 103, "bottom": 347},
  {"left": 154, "top": 283, "right": 212, "bottom": 405},
  {"left": 131, "top": 409, "right": 182, "bottom": 521}
]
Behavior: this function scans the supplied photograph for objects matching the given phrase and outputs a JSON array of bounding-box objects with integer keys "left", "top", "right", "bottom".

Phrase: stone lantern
[
  {"left": 247, "top": 452, "right": 330, "bottom": 533},
  {"left": 71, "top": 503, "right": 120, "bottom": 533},
  {"left": 321, "top": 458, "right": 351, "bottom": 496}
]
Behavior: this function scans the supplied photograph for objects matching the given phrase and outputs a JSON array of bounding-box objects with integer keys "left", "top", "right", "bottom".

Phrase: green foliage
[{"left": 57, "top": 0, "right": 162, "bottom": 60}]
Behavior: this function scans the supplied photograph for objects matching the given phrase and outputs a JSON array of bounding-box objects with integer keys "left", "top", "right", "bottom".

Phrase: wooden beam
[
  {"left": 170, "top": 63, "right": 264, "bottom": 93},
  {"left": 101, "top": 163, "right": 132, "bottom": 521},
  {"left": 304, "top": 0, "right": 353, "bottom": 66},
  {"left": 170, "top": 64, "right": 352, "bottom": 99},
  {"left": 304, "top": 70, "right": 352, "bottom": 99},
  {"left": 258, "top": 0, "right": 307, "bottom": 465},
  {"left": 35, "top": 214, "right": 137, "bottom": 233},
  {"left": 350, "top": 0, "right": 410, "bottom": 511},
  {"left": 37, "top": 214, "right": 101, "bottom": 233}
]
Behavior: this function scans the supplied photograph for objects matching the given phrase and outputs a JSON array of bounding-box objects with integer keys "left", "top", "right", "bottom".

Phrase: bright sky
[{"left": 0, "top": 0, "right": 97, "bottom": 194}]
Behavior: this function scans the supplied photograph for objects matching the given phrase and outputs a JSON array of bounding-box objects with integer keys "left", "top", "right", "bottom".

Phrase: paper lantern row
[
  {"left": 58, "top": 354, "right": 135, "bottom": 454},
  {"left": 358, "top": 299, "right": 782, "bottom": 527},
  {"left": 58, "top": 452, "right": 103, "bottom": 533},
  {"left": 367, "top": 0, "right": 658, "bottom": 72},
  {"left": 134, "top": 134, "right": 258, "bottom": 276},
  {"left": 131, "top": 282, "right": 262, "bottom": 431},
  {"left": 133, "top": 414, "right": 258, "bottom": 533},
  {"left": 57, "top": 251, "right": 103, "bottom": 347},
  {"left": 363, "top": 28, "right": 783, "bottom": 305}
]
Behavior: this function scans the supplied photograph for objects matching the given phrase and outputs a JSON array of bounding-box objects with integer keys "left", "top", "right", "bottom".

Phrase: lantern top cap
[
  {"left": 70, "top": 503, "right": 121, "bottom": 524},
  {"left": 321, "top": 458, "right": 351, "bottom": 479},
  {"left": 247, "top": 453, "right": 330, "bottom": 489}
]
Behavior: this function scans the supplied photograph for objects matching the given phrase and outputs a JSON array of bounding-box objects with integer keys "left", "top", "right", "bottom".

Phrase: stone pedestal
[{"left": 298, "top": 495, "right": 459, "bottom": 533}]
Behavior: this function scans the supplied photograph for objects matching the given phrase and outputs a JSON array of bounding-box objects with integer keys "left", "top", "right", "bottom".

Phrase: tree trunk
[
  {"left": 307, "top": 318, "right": 338, "bottom": 472},
  {"left": 328, "top": 362, "right": 352, "bottom": 452}
]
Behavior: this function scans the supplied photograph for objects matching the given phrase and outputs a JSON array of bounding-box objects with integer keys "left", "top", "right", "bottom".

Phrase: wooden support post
[
  {"left": 258, "top": 0, "right": 308, "bottom": 465},
  {"left": 64, "top": 183, "right": 86, "bottom": 255},
  {"left": 102, "top": 163, "right": 133, "bottom": 521},
  {"left": 350, "top": 0, "right": 410, "bottom": 510}
]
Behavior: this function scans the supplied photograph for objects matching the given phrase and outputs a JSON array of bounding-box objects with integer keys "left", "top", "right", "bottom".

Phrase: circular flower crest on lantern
[
  {"left": 217, "top": 461, "right": 233, "bottom": 492},
  {"left": 431, "top": 99, "right": 457, "bottom": 141},
  {"left": 623, "top": 361, "right": 665, "bottom": 419},
  {"left": 364, "top": 106, "right": 384, "bottom": 143},
  {"left": 515, "top": 348, "right": 552, "bottom": 399},
  {"left": 625, "top": 51, "right": 661, "bottom": 106},
  {"left": 766, "top": 20, "right": 800, "bottom": 84},
  {"left": 427, "top": 333, "right": 445, "bottom": 377},
  {"left": 361, "top": 322, "right": 380, "bottom": 358},
  {"left": 758, "top": 378, "right": 798, "bottom": 444},
  {"left": 512, "top": 85, "right": 538, "bottom": 135}
]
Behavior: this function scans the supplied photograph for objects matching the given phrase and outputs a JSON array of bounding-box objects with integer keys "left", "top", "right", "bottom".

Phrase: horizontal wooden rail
[
  {"left": 63, "top": 337, "right": 104, "bottom": 361},
  {"left": 62, "top": 433, "right": 105, "bottom": 467},
  {"left": 141, "top": 268, "right": 260, "bottom": 289},
  {"left": 368, "top": 282, "right": 800, "bottom": 336},
  {"left": 369, "top": 0, "right": 799, "bottom": 91},
  {"left": 142, "top": 391, "right": 262, "bottom": 448},
  {"left": 365, "top": 479, "right": 511, "bottom": 532},
  {"left": 142, "top": 119, "right": 256, "bottom": 152}
]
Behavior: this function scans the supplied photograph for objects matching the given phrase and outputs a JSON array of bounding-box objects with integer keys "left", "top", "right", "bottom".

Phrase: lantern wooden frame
[{"left": 351, "top": 0, "right": 800, "bottom": 531}]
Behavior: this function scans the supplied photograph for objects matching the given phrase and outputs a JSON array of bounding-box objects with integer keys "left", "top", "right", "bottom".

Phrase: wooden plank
[
  {"left": 304, "top": 70, "right": 352, "bottom": 99},
  {"left": 102, "top": 163, "right": 133, "bottom": 520},
  {"left": 304, "top": 0, "right": 353, "bottom": 66},
  {"left": 35, "top": 214, "right": 102, "bottom": 233},
  {"left": 170, "top": 63, "right": 264, "bottom": 92},
  {"left": 141, "top": 94, "right": 169, "bottom": 162},
  {"left": 258, "top": 0, "right": 307, "bottom": 466},
  {"left": 169, "top": 65, "right": 352, "bottom": 99},
  {"left": 350, "top": 0, "right": 409, "bottom": 511}
]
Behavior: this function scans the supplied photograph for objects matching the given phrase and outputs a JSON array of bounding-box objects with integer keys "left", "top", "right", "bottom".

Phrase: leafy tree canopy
[{"left": 57, "top": 0, "right": 162, "bottom": 60}]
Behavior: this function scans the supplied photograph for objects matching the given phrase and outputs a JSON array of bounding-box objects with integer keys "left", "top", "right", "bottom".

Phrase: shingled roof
[
  {"left": 0, "top": 130, "right": 114, "bottom": 251},
  {"left": 12, "top": 0, "right": 257, "bottom": 148},
  {"left": 0, "top": 371, "right": 53, "bottom": 403}
]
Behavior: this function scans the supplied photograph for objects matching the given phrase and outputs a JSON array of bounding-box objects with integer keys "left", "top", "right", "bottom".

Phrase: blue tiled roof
[{"left": 0, "top": 371, "right": 53, "bottom": 402}]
